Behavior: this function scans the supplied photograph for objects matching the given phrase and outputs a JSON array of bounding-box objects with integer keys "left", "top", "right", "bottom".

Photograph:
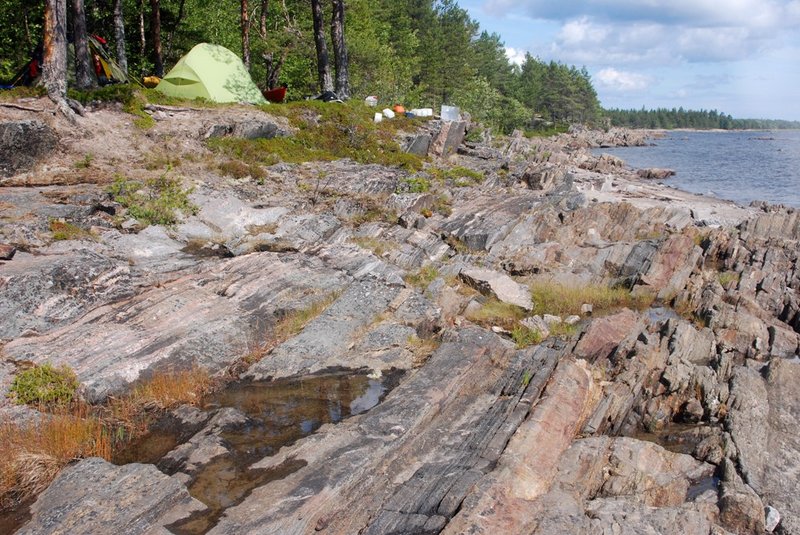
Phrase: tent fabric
[{"left": 156, "top": 43, "right": 266, "bottom": 104}]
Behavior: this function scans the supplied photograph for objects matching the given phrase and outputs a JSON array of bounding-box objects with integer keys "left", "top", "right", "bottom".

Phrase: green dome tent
[{"left": 156, "top": 43, "right": 266, "bottom": 104}]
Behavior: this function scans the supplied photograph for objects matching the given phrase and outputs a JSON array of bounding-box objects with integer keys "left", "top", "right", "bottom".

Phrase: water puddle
[
  {"left": 632, "top": 423, "right": 715, "bottom": 455},
  {"left": 115, "top": 369, "right": 401, "bottom": 534}
]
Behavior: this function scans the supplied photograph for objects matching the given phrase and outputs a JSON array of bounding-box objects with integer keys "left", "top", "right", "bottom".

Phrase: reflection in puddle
[{"left": 117, "top": 370, "right": 399, "bottom": 534}]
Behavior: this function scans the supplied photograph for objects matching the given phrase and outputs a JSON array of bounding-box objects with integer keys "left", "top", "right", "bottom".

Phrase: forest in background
[
  {"left": 0, "top": 0, "right": 601, "bottom": 134},
  {"left": 606, "top": 107, "right": 800, "bottom": 130},
  {"left": 2, "top": 0, "right": 797, "bottom": 133}
]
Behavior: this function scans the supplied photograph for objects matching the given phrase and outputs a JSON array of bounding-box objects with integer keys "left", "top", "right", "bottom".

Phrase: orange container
[{"left": 393, "top": 104, "right": 406, "bottom": 114}]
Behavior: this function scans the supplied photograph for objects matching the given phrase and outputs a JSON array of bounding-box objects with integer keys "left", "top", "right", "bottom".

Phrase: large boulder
[
  {"left": 459, "top": 267, "right": 533, "bottom": 310},
  {"left": 0, "top": 120, "right": 58, "bottom": 178}
]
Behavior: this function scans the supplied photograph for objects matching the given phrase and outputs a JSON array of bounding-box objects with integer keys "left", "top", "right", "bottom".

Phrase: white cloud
[
  {"left": 504, "top": 46, "right": 527, "bottom": 65},
  {"left": 595, "top": 68, "right": 652, "bottom": 92}
]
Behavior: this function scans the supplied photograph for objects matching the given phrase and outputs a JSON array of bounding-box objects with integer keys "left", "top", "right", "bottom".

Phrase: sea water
[{"left": 594, "top": 130, "right": 800, "bottom": 208}]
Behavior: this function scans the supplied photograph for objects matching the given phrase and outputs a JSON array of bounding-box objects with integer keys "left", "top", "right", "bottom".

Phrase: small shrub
[
  {"left": 8, "top": 363, "right": 79, "bottom": 406},
  {"left": 108, "top": 171, "right": 198, "bottom": 226},
  {"left": 49, "top": 220, "right": 93, "bottom": 241},
  {"left": 218, "top": 160, "right": 265, "bottom": 181},
  {"left": 511, "top": 325, "right": 542, "bottom": 349},
  {"left": 74, "top": 154, "right": 94, "bottom": 169},
  {"left": 400, "top": 176, "right": 431, "bottom": 193}
]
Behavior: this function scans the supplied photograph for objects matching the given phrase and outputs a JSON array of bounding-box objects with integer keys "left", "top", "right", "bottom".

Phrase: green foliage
[
  {"left": 210, "top": 100, "right": 423, "bottom": 170},
  {"left": 400, "top": 177, "right": 432, "bottom": 193},
  {"left": 108, "top": 171, "right": 198, "bottom": 226},
  {"left": 511, "top": 325, "right": 542, "bottom": 349},
  {"left": 67, "top": 84, "right": 137, "bottom": 105},
  {"left": 9, "top": 363, "right": 79, "bottom": 406},
  {"left": 74, "top": 154, "right": 94, "bottom": 169}
]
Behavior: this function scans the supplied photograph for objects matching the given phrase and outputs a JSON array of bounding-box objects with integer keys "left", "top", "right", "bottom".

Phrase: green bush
[
  {"left": 9, "top": 363, "right": 79, "bottom": 406},
  {"left": 108, "top": 171, "right": 198, "bottom": 226}
]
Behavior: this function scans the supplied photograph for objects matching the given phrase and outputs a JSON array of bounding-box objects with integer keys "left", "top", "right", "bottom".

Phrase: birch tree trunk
[
  {"left": 113, "top": 0, "right": 128, "bottom": 74},
  {"left": 311, "top": 0, "right": 333, "bottom": 93},
  {"left": 73, "top": 0, "right": 95, "bottom": 89},
  {"left": 330, "top": 0, "right": 349, "bottom": 99}
]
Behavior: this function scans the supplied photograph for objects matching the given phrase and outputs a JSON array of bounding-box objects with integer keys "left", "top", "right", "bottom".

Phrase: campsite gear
[
  {"left": 79, "top": 35, "right": 128, "bottom": 86},
  {"left": 143, "top": 76, "right": 160, "bottom": 88},
  {"left": 156, "top": 43, "right": 266, "bottom": 104},
  {"left": 393, "top": 104, "right": 405, "bottom": 114},
  {"left": 410, "top": 108, "right": 433, "bottom": 117},
  {"left": 365, "top": 96, "right": 378, "bottom": 107},
  {"left": 374, "top": 112, "right": 383, "bottom": 123},
  {"left": 405, "top": 112, "right": 416, "bottom": 119},
  {"left": 382, "top": 108, "right": 395, "bottom": 119},
  {"left": 263, "top": 86, "right": 287, "bottom": 103},
  {"left": 4, "top": 36, "right": 126, "bottom": 89},
  {"left": 441, "top": 105, "right": 460, "bottom": 122}
]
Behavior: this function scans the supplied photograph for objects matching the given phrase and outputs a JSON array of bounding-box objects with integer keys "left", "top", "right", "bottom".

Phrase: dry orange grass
[
  {"left": 0, "top": 406, "right": 111, "bottom": 509},
  {"left": 0, "top": 368, "right": 210, "bottom": 511}
]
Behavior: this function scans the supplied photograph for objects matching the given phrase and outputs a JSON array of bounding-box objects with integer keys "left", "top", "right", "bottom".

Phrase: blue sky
[{"left": 459, "top": 0, "right": 800, "bottom": 120}]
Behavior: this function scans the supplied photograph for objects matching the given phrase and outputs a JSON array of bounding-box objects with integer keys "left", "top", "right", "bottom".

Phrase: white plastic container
[
  {"left": 382, "top": 108, "right": 396, "bottom": 119},
  {"left": 441, "top": 105, "right": 460, "bottom": 122},
  {"left": 374, "top": 112, "right": 383, "bottom": 123},
  {"left": 365, "top": 96, "right": 378, "bottom": 107},
  {"left": 410, "top": 108, "right": 433, "bottom": 117}
]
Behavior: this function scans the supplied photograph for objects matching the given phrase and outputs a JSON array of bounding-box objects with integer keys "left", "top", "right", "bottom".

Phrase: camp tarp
[{"left": 156, "top": 43, "right": 266, "bottom": 104}]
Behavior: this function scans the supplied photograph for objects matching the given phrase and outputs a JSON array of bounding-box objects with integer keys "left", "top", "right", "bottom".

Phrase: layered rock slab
[
  {"left": 210, "top": 328, "right": 559, "bottom": 534},
  {"left": 16, "top": 457, "right": 204, "bottom": 535},
  {"left": 4, "top": 252, "right": 349, "bottom": 400}
]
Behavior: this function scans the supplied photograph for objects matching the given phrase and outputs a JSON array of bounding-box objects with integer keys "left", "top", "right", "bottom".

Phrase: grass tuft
[
  {"left": 404, "top": 265, "right": 439, "bottom": 288},
  {"left": 0, "top": 367, "right": 211, "bottom": 512},
  {"left": 466, "top": 298, "right": 526, "bottom": 330},
  {"left": 530, "top": 280, "right": 653, "bottom": 317}
]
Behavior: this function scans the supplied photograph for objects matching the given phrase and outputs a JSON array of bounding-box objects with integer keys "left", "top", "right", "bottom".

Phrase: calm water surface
[{"left": 594, "top": 130, "right": 800, "bottom": 207}]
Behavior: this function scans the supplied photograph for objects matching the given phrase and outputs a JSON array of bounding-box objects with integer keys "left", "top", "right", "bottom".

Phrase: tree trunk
[
  {"left": 138, "top": 0, "right": 146, "bottom": 59},
  {"left": 43, "top": 0, "right": 75, "bottom": 120},
  {"left": 43, "top": 0, "right": 67, "bottom": 99},
  {"left": 113, "top": 0, "right": 128, "bottom": 74},
  {"left": 310, "top": 0, "right": 332, "bottom": 93},
  {"left": 259, "top": 0, "right": 268, "bottom": 39},
  {"left": 73, "top": 0, "right": 95, "bottom": 89},
  {"left": 241, "top": 0, "right": 251, "bottom": 70},
  {"left": 330, "top": 0, "right": 349, "bottom": 99},
  {"left": 150, "top": 0, "right": 163, "bottom": 77}
]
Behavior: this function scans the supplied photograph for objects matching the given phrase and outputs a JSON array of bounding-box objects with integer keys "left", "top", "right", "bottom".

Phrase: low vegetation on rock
[{"left": 107, "top": 172, "right": 198, "bottom": 226}]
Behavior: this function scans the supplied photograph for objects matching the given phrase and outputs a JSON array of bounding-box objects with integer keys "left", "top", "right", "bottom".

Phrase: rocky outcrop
[
  {"left": 0, "top": 120, "right": 58, "bottom": 178},
  {"left": 3, "top": 106, "right": 799, "bottom": 535}
]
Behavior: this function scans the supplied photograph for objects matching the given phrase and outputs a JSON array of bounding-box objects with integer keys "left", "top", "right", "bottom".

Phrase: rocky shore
[{"left": 1, "top": 99, "right": 798, "bottom": 534}]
